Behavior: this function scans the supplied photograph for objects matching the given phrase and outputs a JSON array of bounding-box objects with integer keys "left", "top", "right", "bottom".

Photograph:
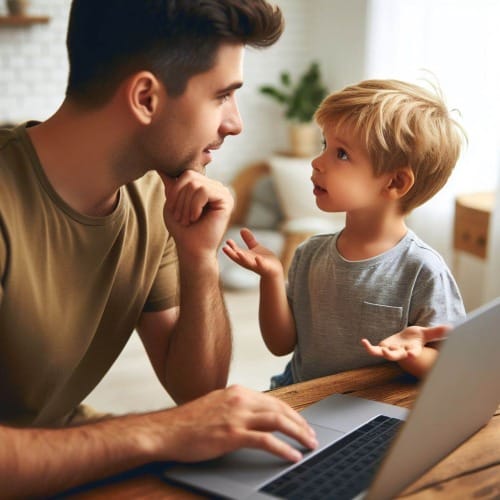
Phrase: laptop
[{"left": 163, "top": 297, "right": 500, "bottom": 500}]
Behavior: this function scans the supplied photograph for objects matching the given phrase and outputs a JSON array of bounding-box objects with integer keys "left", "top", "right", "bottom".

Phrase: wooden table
[{"left": 63, "top": 364, "right": 500, "bottom": 499}]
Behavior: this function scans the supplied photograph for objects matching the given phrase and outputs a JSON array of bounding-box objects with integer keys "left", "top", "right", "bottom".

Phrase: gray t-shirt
[{"left": 286, "top": 230, "right": 465, "bottom": 383}]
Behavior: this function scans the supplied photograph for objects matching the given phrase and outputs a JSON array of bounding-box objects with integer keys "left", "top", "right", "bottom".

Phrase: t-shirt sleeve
[
  {"left": 143, "top": 232, "right": 179, "bottom": 312},
  {"left": 410, "top": 265, "right": 466, "bottom": 327},
  {"left": 0, "top": 224, "right": 6, "bottom": 305},
  {"left": 286, "top": 242, "right": 303, "bottom": 306}
]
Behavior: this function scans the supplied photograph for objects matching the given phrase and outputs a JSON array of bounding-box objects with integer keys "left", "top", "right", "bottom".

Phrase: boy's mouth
[{"left": 312, "top": 180, "right": 327, "bottom": 195}]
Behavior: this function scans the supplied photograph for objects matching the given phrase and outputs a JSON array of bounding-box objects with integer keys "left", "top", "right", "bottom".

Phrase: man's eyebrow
[{"left": 217, "top": 81, "right": 243, "bottom": 94}]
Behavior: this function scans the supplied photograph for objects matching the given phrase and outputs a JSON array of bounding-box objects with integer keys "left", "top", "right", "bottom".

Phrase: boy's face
[
  {"left": 311, "top": 123, "right": 391, "bottom": 214},
  {"left": 143, "top": 43, "right": 244, "bottom": 177}
]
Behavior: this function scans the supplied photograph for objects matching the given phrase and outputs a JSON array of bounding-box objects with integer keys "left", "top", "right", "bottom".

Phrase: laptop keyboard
[{"left": 260, "top": 415, "right": 403, "bottom": 500}]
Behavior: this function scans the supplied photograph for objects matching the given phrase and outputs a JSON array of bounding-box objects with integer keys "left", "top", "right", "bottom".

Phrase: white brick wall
[
  {"left": 0, "top": 0, "right": 71, "bottom": 123},
  {"left": 0, "top": 1, "right": 359, "bottom": 183}
]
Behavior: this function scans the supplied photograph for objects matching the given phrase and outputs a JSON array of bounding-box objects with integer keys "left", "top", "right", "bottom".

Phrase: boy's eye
[
  {"left": 321, "top": 139, "right": 327, "bottom": 151},
  {"left": 337, "top": 148, "right": 348, "bottom": 160}
]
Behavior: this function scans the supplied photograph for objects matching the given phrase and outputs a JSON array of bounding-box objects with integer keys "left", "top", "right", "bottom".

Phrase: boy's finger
[
  {"left": 240, "top": 227, "right": 259, "bottom": 249},
  {"left": 424, "top": 325, "right": 452, "bottom": 343}
]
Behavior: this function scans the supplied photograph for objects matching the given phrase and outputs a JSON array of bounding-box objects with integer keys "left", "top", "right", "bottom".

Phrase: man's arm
[
  {"left": 0, "top": 386, "right": 318, "bottom": 497},
  {"left": 137, "top": 261, "right": 231, "bottom": 404},
  {"left": 137, "top": 170, "right": 233, "bottom": 404}
]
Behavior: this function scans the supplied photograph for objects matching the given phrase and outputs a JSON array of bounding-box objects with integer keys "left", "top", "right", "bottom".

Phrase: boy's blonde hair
[{"left": 314, "top": 79, "right": 466, "bottom": 213}]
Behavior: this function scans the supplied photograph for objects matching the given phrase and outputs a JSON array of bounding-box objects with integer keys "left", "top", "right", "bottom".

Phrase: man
[{"left": 0, "top": 0, "right": 317, "bottom": 496}]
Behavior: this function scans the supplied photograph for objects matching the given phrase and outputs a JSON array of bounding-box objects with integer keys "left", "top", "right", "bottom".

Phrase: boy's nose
[{"left": 311, "top": 156, "right": 322, "bottom": 171}]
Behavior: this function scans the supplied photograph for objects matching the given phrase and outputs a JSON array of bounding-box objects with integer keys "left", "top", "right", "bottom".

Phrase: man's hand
[
  {"left": 361, "top": 324, "right": 451, "bottom": 361},
  {"left": 0, "top": 386, "right": 318, "bottom": 498},
  {"left": 223, "top": 228, "right": 283, "bottom": 278},
  {"left": 159, "top": 170, "right": 233, "bottom": 262},
  {"left": 149, "top": 385, "right": 318, "bottom": 463}
]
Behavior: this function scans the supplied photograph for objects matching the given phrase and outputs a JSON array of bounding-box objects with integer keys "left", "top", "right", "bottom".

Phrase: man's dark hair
[{"left": 65, "top": 0, "right": 284, "bottom": 106}]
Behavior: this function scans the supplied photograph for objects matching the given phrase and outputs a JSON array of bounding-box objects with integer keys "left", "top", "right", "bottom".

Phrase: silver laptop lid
[{"left": 366, "top": 297, "right": 500, "bottom": 500}]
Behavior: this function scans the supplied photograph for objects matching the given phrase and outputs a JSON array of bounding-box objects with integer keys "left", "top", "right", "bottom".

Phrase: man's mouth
[{"left": 204, "top": 141, "right": 223, "bottom": 154}]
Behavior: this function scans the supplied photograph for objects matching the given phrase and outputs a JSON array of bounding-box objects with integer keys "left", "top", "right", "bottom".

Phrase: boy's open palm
[
  {"left": 223, "top": 228, "right": 283, "bottom": 277},
  {"left": 361, "top": 324, "right": 451, "bottom": 361}
]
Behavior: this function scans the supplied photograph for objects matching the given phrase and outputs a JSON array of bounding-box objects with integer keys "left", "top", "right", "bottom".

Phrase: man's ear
[
  {"left": 125, "top": 71, "right": 161, "bottom": 125},
  {"left": 384, "top": 166, "right": 415, "bottom": 200}
]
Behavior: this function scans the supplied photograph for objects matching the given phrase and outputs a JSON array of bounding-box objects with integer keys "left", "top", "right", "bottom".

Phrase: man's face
[{"left": 144, "top": 43, "right": 244, "bottom": 177}]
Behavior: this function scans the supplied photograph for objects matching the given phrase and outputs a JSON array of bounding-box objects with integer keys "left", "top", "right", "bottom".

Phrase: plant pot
[
  {"left": 6, "top": 0, "right": 29, "bottom": 15},
  {"left": 288, "top": 122, "right": 321, "bottom": 158}
]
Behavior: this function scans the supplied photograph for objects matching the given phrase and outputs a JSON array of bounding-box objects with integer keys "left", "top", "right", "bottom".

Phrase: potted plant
[
  {"left": 6, "top": 0, "right": 29, "bottom": 16},
  {"left": 259, "top": 61, "right": 328, "bottom": 157}
]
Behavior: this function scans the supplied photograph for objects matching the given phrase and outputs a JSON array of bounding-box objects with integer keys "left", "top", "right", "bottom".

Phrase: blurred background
[{"left": 1, "top": 0, "right": 499, "bottom": 411}]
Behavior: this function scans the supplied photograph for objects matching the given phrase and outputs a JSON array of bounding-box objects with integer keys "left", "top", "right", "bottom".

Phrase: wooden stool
[{"left": 453, "top": 192, "right": 494, "bottom": 260}]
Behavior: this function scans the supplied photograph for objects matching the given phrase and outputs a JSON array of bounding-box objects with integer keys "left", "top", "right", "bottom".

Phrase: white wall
[
  {"left": 0, "top": 0, "right": 70, "bottom": 123},
  {"left": 1, "top": 0, "right": 497, "bottom": 305},
  {"left": 309, "top": 0, "right": 369, "bottom": 90},
  {"left": 0, "top": 0, "right": 368, "bottom": 183},
  {"left": 212, "top": 0, "right": 317, "bottom": 183},
  {"left": 484, "top": 163, "right": 500, "bottom": 302},
  {"left": 364, "top": 0, "right": 500, "bottom": 309},
  {"left": 0, "top": 0, "right": 318, "bottom": 183},
  {"left": 214, "top": 0, "right": 371, "bottom": 182}
]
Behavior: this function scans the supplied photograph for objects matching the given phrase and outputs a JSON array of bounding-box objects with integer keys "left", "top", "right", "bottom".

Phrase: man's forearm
[
  {"left": 0, "top": 414, "right": 159, "bottom": 498},
  {"left": 1, "top": 375, "right": 320, "bottom": 497},
  {"left": 164, "top": 257, "right": 231, "bottom": 403}
]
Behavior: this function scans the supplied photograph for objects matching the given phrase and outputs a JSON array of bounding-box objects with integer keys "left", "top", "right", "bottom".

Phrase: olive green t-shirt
[{"left": 0, "top": 124, "right": 179, "bottom": 426}]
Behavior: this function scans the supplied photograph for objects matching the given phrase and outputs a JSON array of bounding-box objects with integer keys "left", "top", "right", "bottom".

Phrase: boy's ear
[
  {"left": 384, "top": 166, "right": 415, "bottom": 200},
  {"left": 125, "top": 71, "right": 161, "bottom": 125}
]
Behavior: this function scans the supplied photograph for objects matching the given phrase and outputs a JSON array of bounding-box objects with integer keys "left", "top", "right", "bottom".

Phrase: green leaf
[{"left": 258, "top": 61, "right": 329, "bottom": 122}]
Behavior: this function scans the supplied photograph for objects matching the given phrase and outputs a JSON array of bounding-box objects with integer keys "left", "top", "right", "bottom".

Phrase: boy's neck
[{"left": 337, "top": 210, "right": 408, "bottom": 261}]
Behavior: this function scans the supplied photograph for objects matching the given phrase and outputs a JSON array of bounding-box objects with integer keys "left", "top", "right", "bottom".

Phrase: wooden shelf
[{"left": 0, "top": 15, "right": 50, "bottom": 26}]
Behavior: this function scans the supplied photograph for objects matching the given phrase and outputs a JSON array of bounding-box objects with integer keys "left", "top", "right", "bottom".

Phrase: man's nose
[{"left": 221, "top": 101, "right": 243, "bottom": 137}]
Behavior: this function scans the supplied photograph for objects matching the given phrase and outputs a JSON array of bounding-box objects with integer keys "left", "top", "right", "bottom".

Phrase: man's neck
[{"left": 27, "top": 102, "right": 128, "bottom": 217}]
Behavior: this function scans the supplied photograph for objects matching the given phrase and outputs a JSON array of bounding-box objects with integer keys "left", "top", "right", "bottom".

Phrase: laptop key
[{"left": 261, "top": 415, "right": 404, "bottom": 499}]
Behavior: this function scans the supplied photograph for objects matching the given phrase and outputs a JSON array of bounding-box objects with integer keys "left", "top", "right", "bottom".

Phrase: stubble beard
[{"left": 159, "top": 152, "right": 207, "bottom": 179}]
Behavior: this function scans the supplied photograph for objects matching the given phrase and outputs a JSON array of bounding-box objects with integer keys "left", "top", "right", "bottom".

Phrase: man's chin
[{"left": 157, "top": 163, "right": 206, "bottom": 179}]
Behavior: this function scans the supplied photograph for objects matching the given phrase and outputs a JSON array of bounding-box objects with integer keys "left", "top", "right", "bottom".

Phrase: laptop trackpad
[{"left": 185, "top": 424, "right": 345, "bottom": 488}]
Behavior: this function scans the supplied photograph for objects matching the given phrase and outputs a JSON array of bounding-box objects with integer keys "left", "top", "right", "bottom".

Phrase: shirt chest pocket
[{"left": 358, "top": 301, "right": 404, "bottom": 345}]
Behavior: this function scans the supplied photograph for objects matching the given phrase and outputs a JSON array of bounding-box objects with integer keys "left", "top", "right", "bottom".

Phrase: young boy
[{"left": 224, "top": 79, "right": 466, "bottom": 387}]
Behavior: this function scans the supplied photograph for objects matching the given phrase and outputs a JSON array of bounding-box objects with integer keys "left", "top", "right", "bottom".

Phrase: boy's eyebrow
[{"left": 334, "top": 136, "right": 354, "bottom": 149}]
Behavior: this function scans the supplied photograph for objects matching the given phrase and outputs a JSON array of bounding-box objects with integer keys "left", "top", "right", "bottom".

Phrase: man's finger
[
  {"left": 242, "top": 430, "right": 304, "bottom": 462},
  {"left": 248, "top": 412, "right": 317, "bottom": 445}
]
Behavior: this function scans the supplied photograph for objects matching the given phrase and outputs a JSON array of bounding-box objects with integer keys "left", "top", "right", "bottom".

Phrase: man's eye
[
  {"left": 337, "top": 148, "right": 348, "bottom": 160},
  {"left": 220, "top": 93, "right": 231, "bottom": 103}
]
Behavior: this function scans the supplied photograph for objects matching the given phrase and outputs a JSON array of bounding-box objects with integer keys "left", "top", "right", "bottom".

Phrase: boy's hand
[
  {"left": 223, "top": 227, "right": 283, "bottom": 278},
  {"left": 361, "top": 324, "right": 451, "bottom": 361}
]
